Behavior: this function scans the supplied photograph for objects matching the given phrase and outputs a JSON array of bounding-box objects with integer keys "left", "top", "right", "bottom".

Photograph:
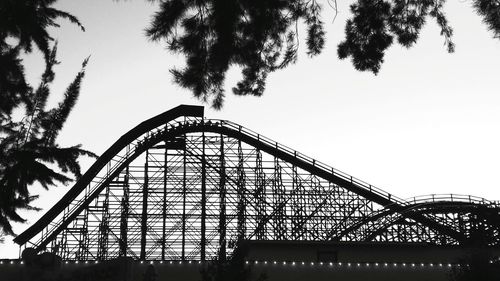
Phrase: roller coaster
[{"left": 14, "top": 105, "right": 500, "bottom": 261}]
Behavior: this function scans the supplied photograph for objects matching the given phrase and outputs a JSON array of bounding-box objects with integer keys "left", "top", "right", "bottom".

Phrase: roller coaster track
[
  {"left": 14, "top": 105, "right": 500, "bottom": 260},
  {"left": 334, "top": 194, "right": 500, "bottom": 242}
]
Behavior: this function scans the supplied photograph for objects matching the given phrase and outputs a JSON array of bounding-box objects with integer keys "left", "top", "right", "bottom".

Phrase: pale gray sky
[{"left": 2, "top": 0, "right": 500, "bottom": 257}]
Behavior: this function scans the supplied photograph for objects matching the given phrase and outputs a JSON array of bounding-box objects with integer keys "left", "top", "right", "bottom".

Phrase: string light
[{"left": 238, "top": 259, "right": 464, "bottom": 270}]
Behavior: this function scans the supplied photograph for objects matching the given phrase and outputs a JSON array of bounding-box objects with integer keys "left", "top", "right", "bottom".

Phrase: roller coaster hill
[{"left": 2, "top": 105, "right": 500, "bottom": 281}]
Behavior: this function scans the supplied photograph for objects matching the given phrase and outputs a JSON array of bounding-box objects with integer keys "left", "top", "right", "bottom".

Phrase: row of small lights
[
  {"left": 245, "top": 260, "right": 471, "bottom": 269},
  {"left": 0, "top": 260, "right": 471, "bottom": 267},
  {"left": 0, "top": 261, "right": 24, "bottom": 265},
  {"left": 0, "top": 260, "right": 199, "bottom": 265},
  {"left": 1, "top": 259, "right": 497, "bottom": 267}
]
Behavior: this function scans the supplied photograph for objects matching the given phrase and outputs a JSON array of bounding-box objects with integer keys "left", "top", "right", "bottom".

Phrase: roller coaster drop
[{"left": 14, "top": 105, "right": 500, "bottom": 261}]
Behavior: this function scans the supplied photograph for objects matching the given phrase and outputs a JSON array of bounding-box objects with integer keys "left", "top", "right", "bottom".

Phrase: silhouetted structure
[{"left": 4, "top": 105, "right": 500, "bottom": 280}]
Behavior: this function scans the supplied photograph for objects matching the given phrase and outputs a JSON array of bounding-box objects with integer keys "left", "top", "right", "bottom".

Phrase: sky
[{"left": 2, "top": 0, "right": 500, "bottom": 257}]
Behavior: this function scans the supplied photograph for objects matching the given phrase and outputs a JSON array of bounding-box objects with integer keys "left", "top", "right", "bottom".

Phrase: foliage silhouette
[
  {"left": 0, "top": 0, "right": 92, "bottom": 236},
  {"left": 143, "top": 0, "right": 500, "bottom": 108},
  {"left": 0, "top": 0, "right": 84, "bottom": 59},
  {"left": 0, "top": 45, "right": 96, "bottom": 236},
  {"left": 0, "top": 0, "right": 84, "bottom": 118}
]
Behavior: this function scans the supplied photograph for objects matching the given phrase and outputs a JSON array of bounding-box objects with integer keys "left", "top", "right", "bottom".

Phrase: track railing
[
  {"left": 404, "top": 194, "right": 500, "bottom": 207},
  {"left": 215, "top": 119, "right": 406, "bottom": 205}
]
